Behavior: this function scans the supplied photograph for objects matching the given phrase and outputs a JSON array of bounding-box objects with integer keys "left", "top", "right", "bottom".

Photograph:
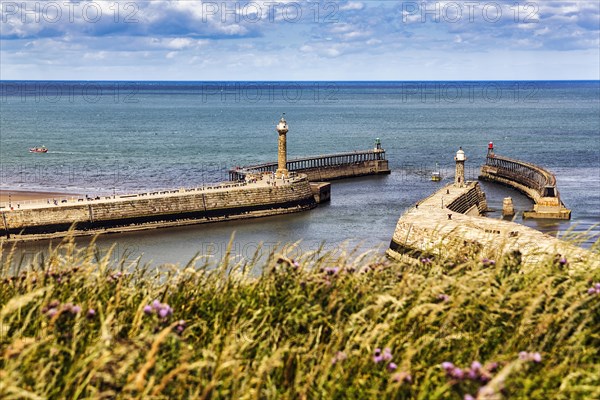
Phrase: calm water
[{"left": 1, "top": 81, "right": 599, "bottom": 266}]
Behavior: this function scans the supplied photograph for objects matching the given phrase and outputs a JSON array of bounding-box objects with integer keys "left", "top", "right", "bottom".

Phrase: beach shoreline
[{"left": 0, "top": 189, "right": 83, "bottom": 203}]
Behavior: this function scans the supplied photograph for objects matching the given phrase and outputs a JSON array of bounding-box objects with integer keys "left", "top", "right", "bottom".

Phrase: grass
[{"left": 0, "top": 236, "right": 599, "bottom": 399}]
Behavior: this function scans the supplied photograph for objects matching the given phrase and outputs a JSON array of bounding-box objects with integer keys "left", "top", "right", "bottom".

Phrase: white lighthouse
[
  {"left": 454, "top": 147, "right": 466, "bottom": 187},
  {"left": 275, "top": 114, "right": 289, "bottom": 178}
]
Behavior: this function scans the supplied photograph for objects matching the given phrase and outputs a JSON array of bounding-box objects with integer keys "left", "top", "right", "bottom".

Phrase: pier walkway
[
  {"left": 387, "top": 182, "right": 594, "bottom": 268},
  {"left": 229, "top": 148, "right": 390, "bottom": 182},
  {"left": 479, "top": 147, "right": 571, "bottom": 219}
]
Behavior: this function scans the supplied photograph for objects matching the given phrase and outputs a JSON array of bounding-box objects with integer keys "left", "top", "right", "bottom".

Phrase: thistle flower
[
  {"left": 382, "top": 348, "right": 393, "bottom": 361},
  {"left": 373, "top": 349, "right": 383, "bottom": 363},
  {"left": 464, "top": 395, "right": 476, "bottom": 400},
  {"left": 174, "top": 320, "right": 186, "bottom": 334},
  {"left": 86, "top": 309, "right": 96, "bottom": 319},
  {"left": 143, "top": 305, "right": 153, "bottom": 315},
  {"left": 559, "top": 257, "right": 568, "bottom": 266},
  {"left": 519, "top": 351, "right": 542, "bottom": 363},
  {"left": 158, "top": 307, "right": 169, "bottom": 319},
  {"left": 471, "top": 361, "right": 482, "bottom": 371},
  {"left": 387, "top": 362, "right": 398, "bottom": 371},
  {"left": 437, "top": 294, "right": 450, "bottom": 302},
  {"left": 441, "top": 362, "right": 454, "bottom": 371},
  {"left": 587, "top": 283, "right": 600, "bottom": 295},
  {"left": 450, "top": 367, "right": 465, "bottom": 379}
]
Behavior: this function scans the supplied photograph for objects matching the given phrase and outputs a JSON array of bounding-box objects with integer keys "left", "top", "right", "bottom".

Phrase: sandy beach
[{"left": 0, "top": 189, "right": 81, "bottom": 203}]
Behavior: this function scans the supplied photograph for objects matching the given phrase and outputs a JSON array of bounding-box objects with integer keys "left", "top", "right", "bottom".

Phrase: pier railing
[
  {"left": 480, "top": 153, "right": 570, "bottom": 219},
  {"left": 483, "top": 155, "right": 557, "bottom": 198},
  {"left": 230, "top": 149, "right": 386, "bottom": 181}
]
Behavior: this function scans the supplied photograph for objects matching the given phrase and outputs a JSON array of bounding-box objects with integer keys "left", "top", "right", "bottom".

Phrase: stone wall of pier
[
  {"left": 299, "top": 160, "right": 390, "bottom": 182},
  {"left": 387, "top": 182, "right": 595, "bottom": 268},
  {"left": 1, "top": 178, "right": 316, "bottom": 241},
  {"left": 479, "top": 154, "right": 571, "bottom": 219}
]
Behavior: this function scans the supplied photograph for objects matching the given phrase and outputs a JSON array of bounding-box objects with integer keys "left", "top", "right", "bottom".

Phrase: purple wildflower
[
  {"left": 467, "top": 369, "right": 478, "bottom": 380},
  {"left": 158, "top": 307, "right": 169, "bottom": 319},
  {"left": 588, "top": 283, "right": 600, "bottom": 295},
  {"left": 441, "top": 362, "right": 454, "bottom": 371},
  {"left": 559, "top": 257, "right": 568, "bottom": 266},
  {"left": 471, "top": 361, "right": 482, "bottom": 371},
  {"left": 519, "top": 351, "right": 542, "bottom": 363},
  {"left": 143, "top": 305, "right": 153, "bottom": 315},
  {"left": 420, "top": 258, "right": 432, "bottom": 264},
  {"left": 450, "top": 367, "right": 465, "bottom": 380},
  {"left": 464, "top": 395, "right": 476, "bottom": 400},
  {"left": 437, "top": 294, "right": 450, "bottom": 302},
  {"left": 324, "top": 267, "right": 339, "bottom": 276},
  {"left": 47, "top": 308, "right": 58, "bottom": 317},
  {"left": 382, "top": 348, "right": 393, "bottom": 361},
  {"left": 151, "top": 300, "right": 161, "bottom": 310},
  {"left": 71, "top": 305, "right": 82, "bottom": 314},
  {"left": 86, "top": 309, "right": 96, "bottom": 319},
  {"left": 387, "top": 362, "right": 398, "bottom": 371},
  {"left": 174, "top": 320, "right": 186, "bottom": 334},
  {"left": 373, "top": 355, "right": 384, "bottom": 363}
]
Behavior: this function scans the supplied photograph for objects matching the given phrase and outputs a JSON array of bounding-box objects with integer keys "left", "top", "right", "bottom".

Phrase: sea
[{"left": 1, "top": 81, "right": 599, "bottom": 267}]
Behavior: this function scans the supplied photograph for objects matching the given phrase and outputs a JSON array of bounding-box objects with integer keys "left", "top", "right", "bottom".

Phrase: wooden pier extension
[
  {"left": 229, "top": 143, "right": 390, "bottom": 182},
  {"left": 479, "top": 146, "right": 571, "bottom": 220}
]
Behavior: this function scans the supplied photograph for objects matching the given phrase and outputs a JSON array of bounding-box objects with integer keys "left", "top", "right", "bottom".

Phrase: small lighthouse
[
  {"left": 454, "top": 147, "right": 466, "bottom": 187},
  {"left": 487, "top": 142, "right": 494, "bottom": 158},
  {"left": 276, "top": 114, "right": 289, "bottom": 178}
]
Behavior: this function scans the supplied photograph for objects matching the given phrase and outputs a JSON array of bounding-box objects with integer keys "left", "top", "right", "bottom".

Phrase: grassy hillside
[{"left": 1, "top": 238, "right": 599, "bottom": 399}]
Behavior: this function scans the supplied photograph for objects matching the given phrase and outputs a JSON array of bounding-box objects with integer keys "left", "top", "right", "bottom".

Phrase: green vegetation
[{"left": 1, "top": 237, "right": 599, "bottom": 399}]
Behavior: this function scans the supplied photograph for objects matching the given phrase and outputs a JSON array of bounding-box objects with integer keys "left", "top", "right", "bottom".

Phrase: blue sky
[{"left": 1, "top": 0, "right": 599, "bottom": 80}]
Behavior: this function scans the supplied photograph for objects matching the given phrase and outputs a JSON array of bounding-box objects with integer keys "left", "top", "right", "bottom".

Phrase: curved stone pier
[
  {"left": 479, "top": 148, "right": 571, "bottom": 219},
  {"left": 386, "top": 182, "right": 594, "bottom": 268},
  {"left": 388, "top": 148, "right": 594, "bottom": 268}
]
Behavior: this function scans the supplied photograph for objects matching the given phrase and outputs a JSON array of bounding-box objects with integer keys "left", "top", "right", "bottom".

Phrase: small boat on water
[
  {"left": 29, "top": 146, "right": 48, "bottom": 153},
  {"left": 431, "top": 163, "right": 442, "bottom": 181}
]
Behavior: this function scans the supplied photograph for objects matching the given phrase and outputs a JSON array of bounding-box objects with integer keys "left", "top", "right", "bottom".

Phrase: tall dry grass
[{"left": 0, "top": 236, "right": 598, "bottom": 399}]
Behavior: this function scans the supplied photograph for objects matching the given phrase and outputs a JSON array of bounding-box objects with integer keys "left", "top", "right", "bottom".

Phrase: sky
[{"left": 1, "top": 0, "right": 599, "bottom": 80}]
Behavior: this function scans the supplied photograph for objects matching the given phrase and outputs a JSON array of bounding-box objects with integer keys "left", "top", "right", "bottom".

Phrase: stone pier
[
  {"left": 229, "top": 142, "right": 391, "bottom": 182},
  {"left": 479, "top": 144, "right": 571, "bottom": 219},
  {"left": 387, "top": 148, "right": 595, "bottom": 268},
  {"left": 0, "top": 173, "right": 317, "bottom": 243}
]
